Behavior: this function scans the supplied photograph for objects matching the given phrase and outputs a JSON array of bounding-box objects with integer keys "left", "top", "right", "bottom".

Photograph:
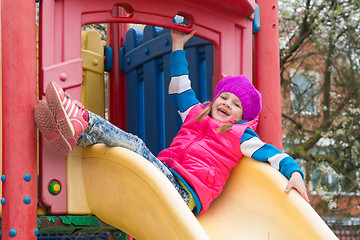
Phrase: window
[{"left": 292, "top": 75, "right": 315, "bottom": 114}]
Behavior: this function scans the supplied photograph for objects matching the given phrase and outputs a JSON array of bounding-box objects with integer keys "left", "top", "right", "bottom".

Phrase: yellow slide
[{"left": 79, "top": 144, "right": 338, "bottom": 240}]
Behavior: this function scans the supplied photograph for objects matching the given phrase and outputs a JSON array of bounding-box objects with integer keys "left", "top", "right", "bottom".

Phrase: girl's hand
[
  {"left": 284, "top": 172, "right": 310, "bottom": 203},
  {"left": 171, "top": 24, "right": 196, "bottom": 51}
]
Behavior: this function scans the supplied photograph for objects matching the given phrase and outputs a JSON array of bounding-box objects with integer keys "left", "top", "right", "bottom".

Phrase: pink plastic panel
[
  {"left": 42, "top": 59, "right": 83, "bottom": 97},
  {"left": 39, "top": 0, "right": 255, "bottom": 213}
]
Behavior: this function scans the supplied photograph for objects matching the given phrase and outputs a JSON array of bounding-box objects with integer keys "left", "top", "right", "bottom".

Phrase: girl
[{"left": 34, "top": 28, "right": 309, "bottom": 215}]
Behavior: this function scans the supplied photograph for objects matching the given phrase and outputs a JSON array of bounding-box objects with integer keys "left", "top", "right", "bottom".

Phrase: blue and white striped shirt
[{"left": 169, "top": 50, "right": 303, "bottom": 180}]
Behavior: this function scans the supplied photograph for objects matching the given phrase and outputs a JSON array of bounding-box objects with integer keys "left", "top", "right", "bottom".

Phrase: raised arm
[
  {"left": 171, "top": 26, "right": 195, "bottom": 51},
  {"left": 169, "top": 28, "right": 200, "bottom": 122}
]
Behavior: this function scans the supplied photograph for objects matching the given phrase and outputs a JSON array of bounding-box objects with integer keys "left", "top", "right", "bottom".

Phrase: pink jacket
[{"left": 158, "top": 104, "right": 258, "bottom": 214}]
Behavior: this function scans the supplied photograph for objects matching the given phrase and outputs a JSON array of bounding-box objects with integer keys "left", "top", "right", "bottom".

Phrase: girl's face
[{"left": 211, "top": 92, "right": 243, "bottom": 123}]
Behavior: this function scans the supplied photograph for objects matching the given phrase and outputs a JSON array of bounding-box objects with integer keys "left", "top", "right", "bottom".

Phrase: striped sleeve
[
  {"left": 240, "top": 128, "right": 304, "bottom": 180},
  {"left": 169, "top": 50, "right": 200, "bottom": 122}
]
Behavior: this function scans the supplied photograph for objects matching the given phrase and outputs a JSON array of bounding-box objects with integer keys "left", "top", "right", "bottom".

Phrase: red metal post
[
  {"left": 254, "top": 0, "right": 283, "bottom": 150},
  {"left": 1, "top": 0, "right": 38, "bottom": 239},
  {"left": 108, "top": 9, "right": 129, "bottom": 130}
]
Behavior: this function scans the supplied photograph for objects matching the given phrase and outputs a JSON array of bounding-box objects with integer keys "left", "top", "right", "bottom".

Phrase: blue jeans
[{"left": 77, "top": 111, "right": 190, "bottom": 205}]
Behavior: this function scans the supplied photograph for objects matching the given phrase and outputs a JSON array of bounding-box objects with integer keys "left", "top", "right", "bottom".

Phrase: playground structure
[{"left": 1, "top": 0, "right": 339, "bottom": 239}]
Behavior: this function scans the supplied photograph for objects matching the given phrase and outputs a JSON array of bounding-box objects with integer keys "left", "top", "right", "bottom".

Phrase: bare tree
[{"left": 279, "top": 0, "right": 360, "bottom": 216}]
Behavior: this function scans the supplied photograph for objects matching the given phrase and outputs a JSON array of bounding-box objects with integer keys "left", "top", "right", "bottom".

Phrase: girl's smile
[{"left": 211, "top": 92, "right": 243, "bottom": 123}]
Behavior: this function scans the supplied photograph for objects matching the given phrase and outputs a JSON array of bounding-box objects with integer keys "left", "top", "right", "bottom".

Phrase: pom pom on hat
[{"left": 213, "top": 75, "right": 262, "bottom": 121}]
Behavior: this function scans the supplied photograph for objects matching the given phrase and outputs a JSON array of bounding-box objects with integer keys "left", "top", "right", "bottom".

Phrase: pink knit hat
[{"left": 213, "top": 75, "right": 262, "bottom": 121}]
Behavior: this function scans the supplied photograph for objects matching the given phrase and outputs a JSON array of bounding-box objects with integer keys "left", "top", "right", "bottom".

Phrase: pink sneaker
[
  {"left": 45, "top": 81, "right": 89, "bottom": 139},
  {"left": 34, "top": 100, "right": 78, "bottom": 155}
]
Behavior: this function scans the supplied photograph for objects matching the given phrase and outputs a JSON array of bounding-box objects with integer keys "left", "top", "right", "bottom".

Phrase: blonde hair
[{"left": 195, "top": 102, "right": 236, "bottom": 132}]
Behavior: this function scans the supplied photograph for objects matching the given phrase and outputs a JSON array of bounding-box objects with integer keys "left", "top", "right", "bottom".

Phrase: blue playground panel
[{"left": 120, "top": 26, "right": 213, "bottom": 156}]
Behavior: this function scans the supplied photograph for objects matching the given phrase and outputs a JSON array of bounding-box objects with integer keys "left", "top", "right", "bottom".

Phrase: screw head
[
  {"left": 60, "top": 73, "right": 67, "bottom": 81},
  {"left": 23, "top": 196, "right": 32, "bottom": 204},
  {"left": 9, "top": 229, "right": 17, "bottom": 237},
  {"left": 24, "top": 173, "right": 32, "bottom": 182},
  {"left": 49, "top": 181, "right": 61, "bottom": 195}
]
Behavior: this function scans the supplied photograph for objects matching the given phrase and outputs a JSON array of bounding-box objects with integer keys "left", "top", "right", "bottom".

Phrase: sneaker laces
[{"left": 63, "top": 92, "right": 86, "bottom": 118}]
